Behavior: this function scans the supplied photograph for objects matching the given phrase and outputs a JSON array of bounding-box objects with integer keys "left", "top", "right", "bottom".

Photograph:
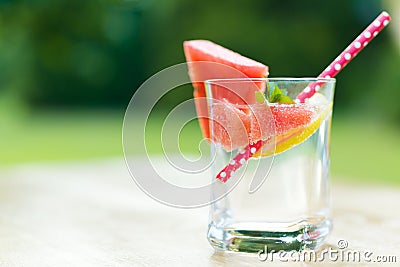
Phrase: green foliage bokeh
[{"left": 0, "top": 0, "right": 399, "bottom": 120}]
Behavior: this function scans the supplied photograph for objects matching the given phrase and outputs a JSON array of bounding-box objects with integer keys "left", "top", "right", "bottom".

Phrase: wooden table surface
[{"left": 0, "top": 157, "right": 399, "bottom": 266}]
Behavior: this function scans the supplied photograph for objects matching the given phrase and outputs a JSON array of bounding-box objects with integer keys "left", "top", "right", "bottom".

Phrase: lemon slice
[{"left": 253, "top": 102, "right": 332, "bottom": 157}]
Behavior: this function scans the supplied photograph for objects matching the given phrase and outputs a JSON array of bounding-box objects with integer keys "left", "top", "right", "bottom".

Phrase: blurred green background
[{"left": 0, "top": 0, "right": 399, "bottom": 184}]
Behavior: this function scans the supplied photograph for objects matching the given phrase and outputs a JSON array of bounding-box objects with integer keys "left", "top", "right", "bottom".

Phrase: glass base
[{"left": 207, "top": 218, "right": 332, "bottom": 253}]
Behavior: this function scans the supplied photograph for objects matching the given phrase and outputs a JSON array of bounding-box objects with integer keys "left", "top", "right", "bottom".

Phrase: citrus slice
[
  {"left": 211, "top": 97, "right": 332, "bottom": 155},
  {"left": 253, "top": 103, "right": 332, "bottom": 157}
]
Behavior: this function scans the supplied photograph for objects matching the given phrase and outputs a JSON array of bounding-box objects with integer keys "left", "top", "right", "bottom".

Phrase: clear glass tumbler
[{"left": 205, "top": 78, "right": 335, "bottom": 253}]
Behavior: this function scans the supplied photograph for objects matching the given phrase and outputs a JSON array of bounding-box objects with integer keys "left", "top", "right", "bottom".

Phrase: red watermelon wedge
[
  {"left": 183, "top": 40, "right": 269, "bottom": 139},
  {"left": 211, "top": 102, "right": 317, "bottom": 151}
]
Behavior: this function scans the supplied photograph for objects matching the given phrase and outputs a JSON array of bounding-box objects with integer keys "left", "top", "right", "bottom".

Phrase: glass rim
[{"left": 204, "top": 77, "right": 336, "bottom": 83}]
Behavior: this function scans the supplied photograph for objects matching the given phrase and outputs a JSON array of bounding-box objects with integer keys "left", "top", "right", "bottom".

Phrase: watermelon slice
[
  {"left": 183, "top": 40, "right": 269, "bottom": 139},
  {"left": 211, "top": 101, "right": 317, "bottom": 152}
]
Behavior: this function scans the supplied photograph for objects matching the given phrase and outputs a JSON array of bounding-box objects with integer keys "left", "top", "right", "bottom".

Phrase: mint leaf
[
  {"left": 279, "top": 95, "right": 295, "bottom": 104},
  {"left": 267, "top": 84, "right": 294, "bottom": 104},
  {"left": 271, "top": 85, "right": 282, "bottom": 102},
  {"left": 255, "top": 91, "right": 265, "bottom": 103}
]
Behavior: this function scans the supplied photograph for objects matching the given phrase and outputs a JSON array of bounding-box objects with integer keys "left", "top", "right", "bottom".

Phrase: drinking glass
[{"left": 205, "top": 78, "right": 335, "bottom": 253}]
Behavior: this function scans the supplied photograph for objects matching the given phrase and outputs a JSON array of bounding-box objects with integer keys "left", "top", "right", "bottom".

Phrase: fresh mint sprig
[
  {"left": 255, "top": 91, "right": 266, "bottom": 104},
  {"left": 255, "top": 84, "right": 295, "bottom": 104},
  {"left": 267, "top": 83, "right": 294, "bottom": 104}
]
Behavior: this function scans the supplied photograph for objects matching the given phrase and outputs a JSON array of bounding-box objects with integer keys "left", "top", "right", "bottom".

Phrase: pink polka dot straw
[
  {"left": 296, "top": 11, "right": 391, "bottom": 103},
  {"left": 217, "top": 11, "right": 391, "bottom": 183}
]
